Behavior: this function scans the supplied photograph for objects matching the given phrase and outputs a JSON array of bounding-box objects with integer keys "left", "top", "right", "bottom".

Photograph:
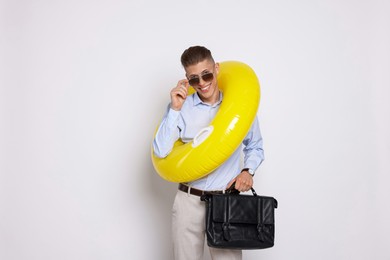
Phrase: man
[{"left": 153, "top": 46, "right": 264, "bottom": 260}]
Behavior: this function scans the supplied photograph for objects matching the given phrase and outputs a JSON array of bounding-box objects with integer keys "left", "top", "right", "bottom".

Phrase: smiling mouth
[{"left": 199, "top": 83, "right": 211, "bottom": 93}]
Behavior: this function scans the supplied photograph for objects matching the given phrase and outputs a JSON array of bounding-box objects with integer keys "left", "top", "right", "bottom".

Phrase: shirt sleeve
[
  {"left": 152, "top": 105, "right": 181, "bottom": 158},
  {"left": 242, "top": 116, "right": 265, "bottom": 171}
]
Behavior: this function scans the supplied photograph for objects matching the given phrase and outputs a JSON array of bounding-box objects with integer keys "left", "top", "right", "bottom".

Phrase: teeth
[{"left": 200, "top": 84, "right": 210, "bottom": 91}]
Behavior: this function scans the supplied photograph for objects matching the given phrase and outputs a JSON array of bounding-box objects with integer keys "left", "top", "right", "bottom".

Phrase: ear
[{"left": 215, "top": 62, "right": 220, "bottom": 75}]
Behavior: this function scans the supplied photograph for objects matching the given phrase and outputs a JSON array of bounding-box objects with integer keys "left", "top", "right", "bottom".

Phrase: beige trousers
[{"left": 172, "top": 190, "right": 242, "bottom": 260}]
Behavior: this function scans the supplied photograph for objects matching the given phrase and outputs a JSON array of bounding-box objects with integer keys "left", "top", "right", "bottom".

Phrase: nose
[{"left": 198, "top": 77, "right": 207, "bottom": 86}]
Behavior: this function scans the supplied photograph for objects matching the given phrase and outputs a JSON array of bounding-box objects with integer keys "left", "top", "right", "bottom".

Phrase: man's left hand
[{"left": 226, "top": 171, "right": 253, "bottom": 192}]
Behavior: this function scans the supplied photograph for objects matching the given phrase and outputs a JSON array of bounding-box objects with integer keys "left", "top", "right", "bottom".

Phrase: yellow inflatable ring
[{"left": 151, "top": 61, "right": 260, "bottom": 183}]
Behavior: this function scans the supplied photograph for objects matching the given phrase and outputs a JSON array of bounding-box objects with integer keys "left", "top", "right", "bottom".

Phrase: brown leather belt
[{"left": 178, "top": 183, "right": 224, "bottom": 197}]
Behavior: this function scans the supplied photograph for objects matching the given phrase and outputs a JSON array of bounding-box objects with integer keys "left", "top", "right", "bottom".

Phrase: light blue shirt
[{"left": 153, "top": 92, "right": 264, "bottom": 191}]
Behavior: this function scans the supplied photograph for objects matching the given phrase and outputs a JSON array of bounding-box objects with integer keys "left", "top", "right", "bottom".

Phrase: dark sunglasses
[{"left": 187, "top": 72, "right": 214, "bottom": 86}]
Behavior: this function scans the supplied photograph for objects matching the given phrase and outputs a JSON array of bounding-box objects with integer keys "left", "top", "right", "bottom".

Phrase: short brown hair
[{"left": 181, "top": 46, "right": 215, "bottom": 68}]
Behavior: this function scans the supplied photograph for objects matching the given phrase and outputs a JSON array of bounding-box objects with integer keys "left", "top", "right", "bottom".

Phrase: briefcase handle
[{"left": 226, "top": 182, "right": 258, "bottom": 196}]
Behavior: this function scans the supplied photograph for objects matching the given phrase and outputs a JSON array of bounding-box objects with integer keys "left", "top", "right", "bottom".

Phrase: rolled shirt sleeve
[
  {"left": 242, "top": 117, "right": 264, "bottom": 172},
  {"left": 152, "top": 106, "right": 181, "bottom": 158}
]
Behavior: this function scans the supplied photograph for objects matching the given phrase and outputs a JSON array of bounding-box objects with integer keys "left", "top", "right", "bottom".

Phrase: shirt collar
[{"left": 193, "top": 91, "right": 223, "bottom": 107}]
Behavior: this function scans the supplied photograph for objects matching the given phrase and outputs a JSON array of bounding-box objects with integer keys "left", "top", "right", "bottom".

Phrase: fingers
[
  {"left": 179, "top": 79, "right": 189, "bottom": 90},
  {"left": 233, "top": 172, "right": 253, "bottom": 192},
  {"left": 175, "top": 86, "right": 187, "bottom": 98},
  {"left": 170, "top": 80, "right": 189, "bottom": 110},
  {"left": 172, "top": 80, "right": 189, "bottom": 97},
  {"left": 226, "top": 178, "right": 236, "bottom": 189}
]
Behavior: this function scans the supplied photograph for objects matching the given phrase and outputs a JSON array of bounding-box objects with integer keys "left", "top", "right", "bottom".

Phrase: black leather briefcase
[{"left": 201, "top": 186, "right": 278, "bottom": 250}]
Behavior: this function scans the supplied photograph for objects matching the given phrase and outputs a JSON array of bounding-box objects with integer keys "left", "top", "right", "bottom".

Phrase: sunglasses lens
[
  {"left": 202, "top": 73, "right": 214, "bottom": 82},
  {"left": 188, "top": 77, "right": 200, "bottom": 86},
  {"left": 188, "top": 72, "right": 214, "bottom": 86}
]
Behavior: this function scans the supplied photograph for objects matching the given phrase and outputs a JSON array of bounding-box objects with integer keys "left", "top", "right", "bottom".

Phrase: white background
[{"left": 1, "top": 0, "right": 390, "bottom": 259}]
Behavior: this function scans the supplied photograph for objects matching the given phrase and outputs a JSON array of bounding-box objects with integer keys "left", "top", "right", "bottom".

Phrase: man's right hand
[{"left": 170, "top": 79, "right": 189, "bottom": 111}]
